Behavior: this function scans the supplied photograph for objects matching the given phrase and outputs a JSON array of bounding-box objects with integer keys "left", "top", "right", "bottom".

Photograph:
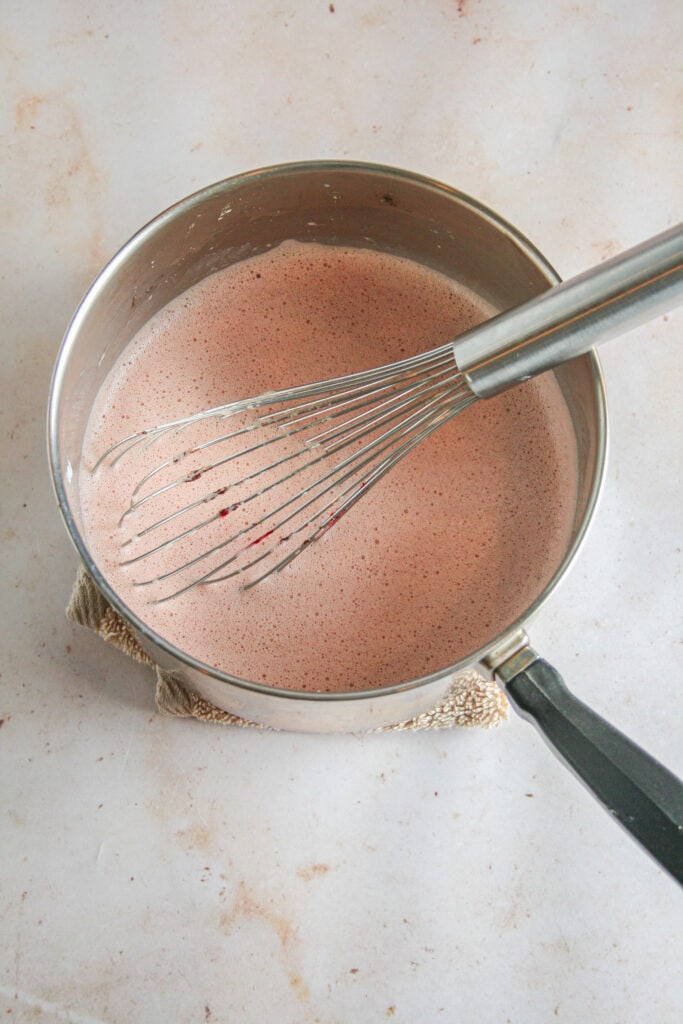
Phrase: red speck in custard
[{"left": 247, "top": 529, "right": 274, "bottom": 547}]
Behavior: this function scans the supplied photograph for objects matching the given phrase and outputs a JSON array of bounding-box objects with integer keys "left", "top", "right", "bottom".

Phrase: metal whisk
[{"left": 96, "top": 223, "right": 683, "bottom": 599}]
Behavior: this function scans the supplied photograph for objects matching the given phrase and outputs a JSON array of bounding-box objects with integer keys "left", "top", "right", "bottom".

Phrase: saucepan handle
[{"left": 492, "top": 646, "right": 683, "bottom": 884}]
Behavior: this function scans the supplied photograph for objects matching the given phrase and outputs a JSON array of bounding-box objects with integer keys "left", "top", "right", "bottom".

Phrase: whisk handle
[
  {"left": 498, "top": 651, "right": 683, "bottom": 884},
  {"left": 454, "top": 222, "right": 683, "bottom": 399}
]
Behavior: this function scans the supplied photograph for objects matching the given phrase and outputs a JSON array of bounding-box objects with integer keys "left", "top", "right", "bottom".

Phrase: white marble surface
[{"left": 1, "top": 1, "right": 682, "bottom": 1021}]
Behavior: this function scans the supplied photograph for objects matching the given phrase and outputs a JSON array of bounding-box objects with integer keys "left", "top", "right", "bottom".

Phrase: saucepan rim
[{"left": 47, "top": 159, "right": 608, "bottom": 704}]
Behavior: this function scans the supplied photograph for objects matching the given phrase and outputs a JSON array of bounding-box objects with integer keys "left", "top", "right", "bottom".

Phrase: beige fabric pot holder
[{"left": 68, "top": 565, "right": 508, "bottom": 732}]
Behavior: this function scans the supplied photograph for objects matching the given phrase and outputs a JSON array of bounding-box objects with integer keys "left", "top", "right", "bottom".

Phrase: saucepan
[{"left": 47, "top": 162, "right": 683, "bottom": 881}]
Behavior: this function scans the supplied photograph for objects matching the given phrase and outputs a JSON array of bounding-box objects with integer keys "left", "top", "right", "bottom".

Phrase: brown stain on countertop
[
  {"left": 220, "top": 881, "right": 310, "bottom": 1002},
  {"left": 220, "top": 880, "right": 297, "bottom": 949},
  {"left": 592, "top": 238, "right": 621, "bottom": 261},
  {"left": 297, "top": 863, "right": 331, "bottom": 881},
  {"left": 10, "top": 89, "right": 107, "bottom": 271},
  {"left": 175, "top": 822, "right": 213, "bottom": 852},
  {"left": 288, "top": 972, "right": 311, "bottom": 1001}
]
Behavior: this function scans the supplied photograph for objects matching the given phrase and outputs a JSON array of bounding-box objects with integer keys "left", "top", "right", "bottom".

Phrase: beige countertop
[{"left": 1, "top": 2, "right": 682, "bottom": 1021}]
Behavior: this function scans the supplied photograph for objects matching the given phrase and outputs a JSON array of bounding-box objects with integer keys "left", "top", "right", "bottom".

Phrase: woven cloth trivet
[{"left": 67, "top": 565, "right": 508, "bottom": 731}]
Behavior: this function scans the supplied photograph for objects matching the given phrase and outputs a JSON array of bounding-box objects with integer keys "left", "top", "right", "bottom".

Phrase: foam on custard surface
[{"left": 80, "top": 242, "right": 579, "bottom": 692}]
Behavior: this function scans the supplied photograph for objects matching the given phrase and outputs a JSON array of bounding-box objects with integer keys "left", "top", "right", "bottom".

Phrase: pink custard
[{"left": 80, "top": 242, "right": 578, "bottom": 692}]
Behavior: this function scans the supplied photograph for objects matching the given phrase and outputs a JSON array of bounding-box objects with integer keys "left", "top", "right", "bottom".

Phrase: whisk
[{"left": 96, "top": 223, "right": 683, "bottom": 600}]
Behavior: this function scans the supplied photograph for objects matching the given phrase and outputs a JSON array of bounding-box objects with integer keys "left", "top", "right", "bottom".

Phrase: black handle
[{"left": 505, "top": 658, "right": 683, "bottom": 884}]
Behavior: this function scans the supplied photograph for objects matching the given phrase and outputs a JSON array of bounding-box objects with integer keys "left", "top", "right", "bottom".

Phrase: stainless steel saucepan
[{"left": 47, "top": 162, "right": 683, "bottom": 882}]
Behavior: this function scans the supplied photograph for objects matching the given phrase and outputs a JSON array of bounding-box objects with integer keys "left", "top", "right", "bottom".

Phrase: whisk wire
[
  {"left": 144, "top": 381, "right": 475, "bottom": 601},
  {"left": 124, "top": 368, "right": 470, "bottom": 571},
  {"left": 93, "top": 220, "right": 683, "bottom": 597},
  {"left": 124, "top": 350, "right": 458, "bottom": 518},
  {"left": 226, "top": 389, "right": 477, "bottom": 591},
  {"left": 99, "top": 344, "right": 478, "bottom": 598},
  {"left": 94, "top": 343, "right": 455, "bottom": 471}
]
